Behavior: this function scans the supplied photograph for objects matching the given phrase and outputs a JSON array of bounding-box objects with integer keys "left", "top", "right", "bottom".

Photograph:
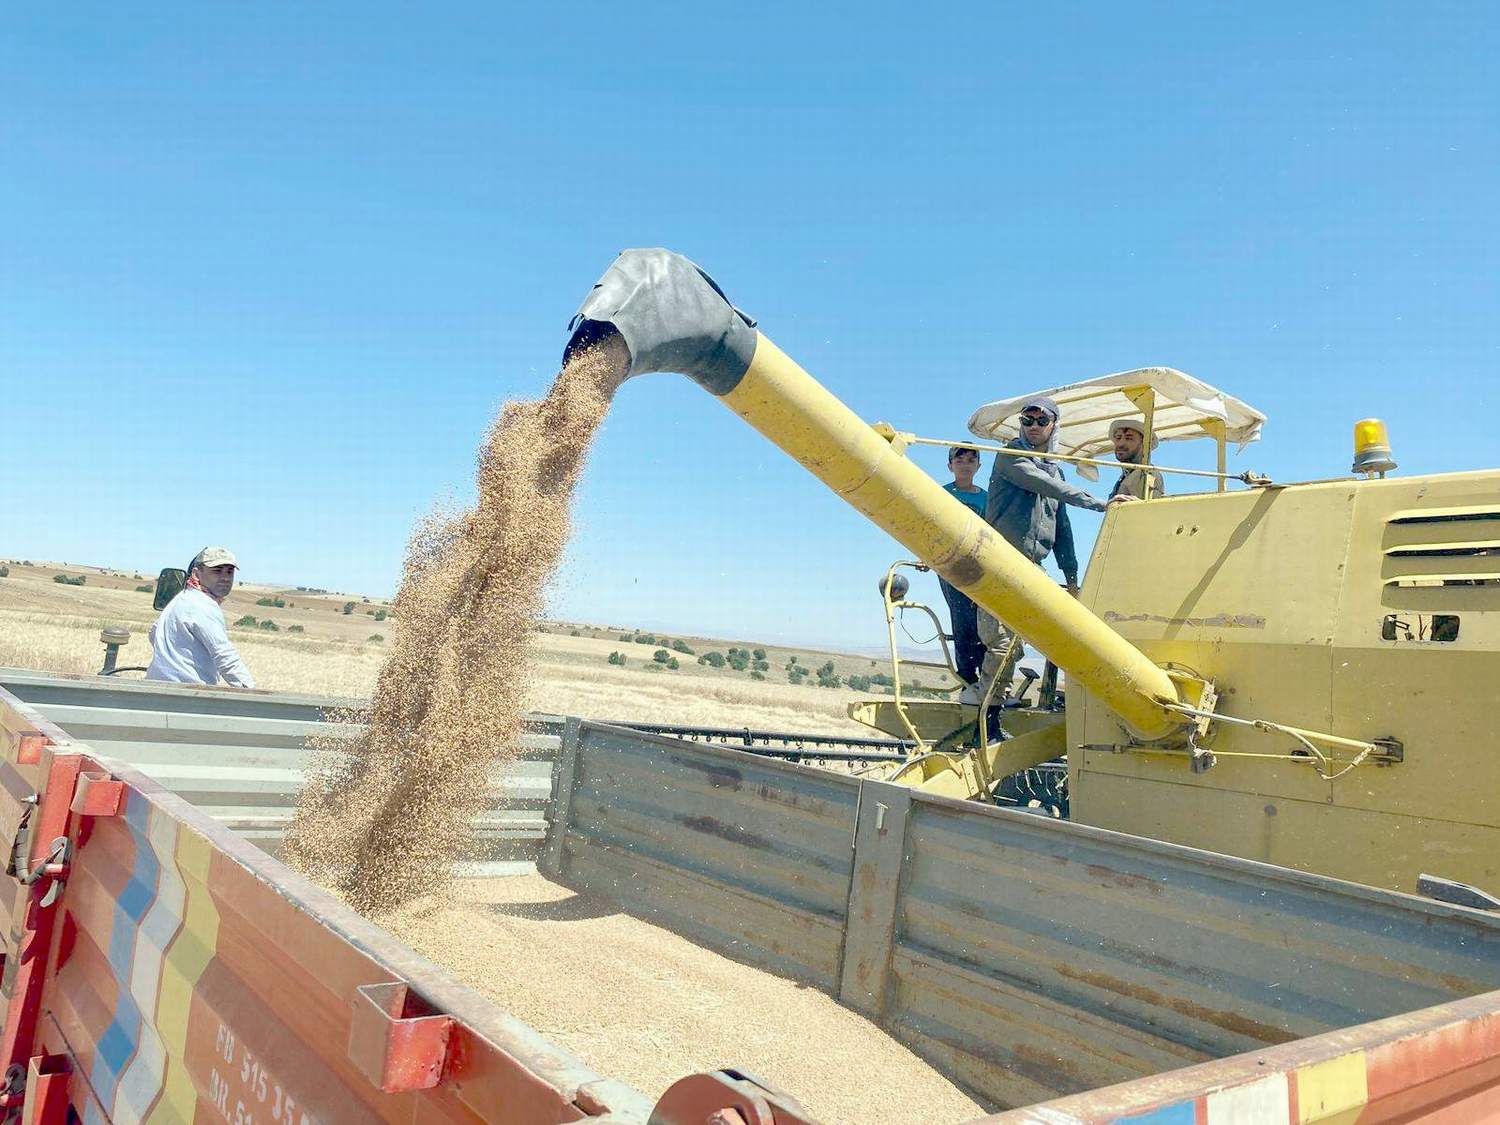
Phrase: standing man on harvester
[
  {"left": 960, "top": 397, "right": 1129, "bottom": 706},
  {"left": 940, "top": 445, "right": 988, "bottom": 687},
  {"left": 1108, "top": 417, "right": 1166, "bottom": 501}
]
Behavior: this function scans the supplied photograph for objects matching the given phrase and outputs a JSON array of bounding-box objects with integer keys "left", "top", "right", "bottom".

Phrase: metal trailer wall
[
  {"left": 542, "top": 719, "right": 863, "bottom": 990},
  {"left": 0, "top": 669, "right": 559, "bottom": 863},
  {"left": 546, "top": 719, "right": 1500, "bottom": 1117}
]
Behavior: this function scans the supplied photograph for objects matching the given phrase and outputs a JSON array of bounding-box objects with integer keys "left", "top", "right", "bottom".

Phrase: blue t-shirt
[{"left": 943, "top": 481, "right": 988, "bottom": 519}]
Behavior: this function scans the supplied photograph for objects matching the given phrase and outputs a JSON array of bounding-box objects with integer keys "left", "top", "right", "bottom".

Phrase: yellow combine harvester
[{"left": 566, "top": 248, "right": 1499, "bottom": 902}]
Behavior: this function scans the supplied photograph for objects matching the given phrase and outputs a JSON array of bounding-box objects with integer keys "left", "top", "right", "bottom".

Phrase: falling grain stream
[{"left": 285, "top": 332, "right": 987, "bottom": 1123}]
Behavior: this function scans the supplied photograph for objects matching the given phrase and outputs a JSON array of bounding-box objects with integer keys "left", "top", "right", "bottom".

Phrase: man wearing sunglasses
[{"left": 960, "top": 396, "right": 1130, "bottom": 706}]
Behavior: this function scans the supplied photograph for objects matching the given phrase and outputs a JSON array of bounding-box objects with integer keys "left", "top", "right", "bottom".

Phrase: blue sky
[{"left": 4, "top": 4, "right": 1497, "bottom": 650}]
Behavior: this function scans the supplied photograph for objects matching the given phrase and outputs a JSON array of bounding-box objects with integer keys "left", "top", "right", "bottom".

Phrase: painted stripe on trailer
[
  {"left": 1292, "top": 1053, "right": 1367, "bottom": 1124},
  {"left": 90, "top": 793, "right": 162, "bottom": 1110},
  {"left": 145, "top": 827, "right": 221, "bottom": 1124},
  {"left": 1204, "top": 1074, "right": 1288, "bottom": 1122},
  {"left": 115, "top": 796, "right": 190, "bottom": 1120},
  {"left": 1118, "top": 1102, "right": 1198, "bottom": 1124}
]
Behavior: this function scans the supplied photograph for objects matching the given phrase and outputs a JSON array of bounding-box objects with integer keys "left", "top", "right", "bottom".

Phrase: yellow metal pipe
[{"left": 721, "top": 334, "right": 1184, "bottom": 740}]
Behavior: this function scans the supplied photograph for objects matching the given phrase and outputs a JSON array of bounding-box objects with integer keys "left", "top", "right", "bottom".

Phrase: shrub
[
  {"left": 633, "top": 632, "right": 657, "bottom": 645},
  {"left": 135, "top": 584, "right": 152, "bottom": 592},
  {"left": 753, "top": 659, "right": 770, "bottom": 672},
  {"left": 618, "top": 633, "right": 632, "bottom": 642},
  {"left": 816, "top": 661, "right": 842, "bottom": 689},
  {"left": 233, "top": 615, "right": 258, "bottom": 628},
  {"left": 788, "top": 669, "right": 806, "bottom": 684},
  {"left": 643, "top": 662, "right": 663, "bottom": 673},
  {"left": 652, "top": 648, "right": 671, "bottom": 664},
  {"left": 699, "top": 651, "right": 726, "bottom": 668},
  {"left": 0, "top": 566, "right": 9, "bottom": 578},
  {"left": 608, "top": 651, "right": 627, "bottom": 666},
  {"left": 341, "top": 602, "right": 355, "bottom": 615},
  {"left": 753, "top": 648, "right": 766, "bottom": 661},
  {"left": 869, "top": 672, "right": 894, "bottom": 687},
  {"left": 785, "top": 655, "right": 800, "bottom": 668},
  {"left": 255, "top": 597, "right": 286, "bottom": 608},
  {"left": 671, "top": 639, "right": 694, "bottom": 655},
  {"left": 368, "top": 633, "right": 384, "bottom": 642},
  {"left": 846, "top": 674, "right": 872, "bottom": 692},
  {"left": 750, "top": 670, "right": 765, "bottom": 680},
  {"left": 287, "top": 625, "right": 304, "bottom": 633},
  {"left": 374, "top": 609, "right": 387, "bottom": 622},
  {"left": 727, "top": 654, "right": 749, "bottom": 672},
  {"left": 53, "top": 573, "right": 87, "bottom": 586},
  {"left": 258, "top": 620, "right": 280, "bottom": 631},
  {"left": 570, "top": 628, "right": 582, "bottom": 636},
  {"left": 668, "top": 656, "right": 680, "bottom": 670}
]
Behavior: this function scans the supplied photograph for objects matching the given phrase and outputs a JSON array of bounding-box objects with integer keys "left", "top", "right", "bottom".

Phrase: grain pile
[
  {"left": 284, "top": 334, "right": 630, "bottom": 912},
  {"left": 382, "top": 874, "right": 989, "bottom": 1125}
]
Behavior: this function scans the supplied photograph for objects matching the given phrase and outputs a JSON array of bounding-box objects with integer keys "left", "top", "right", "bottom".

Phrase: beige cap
[{"left": 195, "top": 547, "right": 238, "bottom": 570}]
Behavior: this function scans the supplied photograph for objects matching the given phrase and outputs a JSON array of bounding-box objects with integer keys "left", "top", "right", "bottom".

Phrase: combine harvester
[{"left": 0, "top": 248, "right": 1497, "bottom": 1122}]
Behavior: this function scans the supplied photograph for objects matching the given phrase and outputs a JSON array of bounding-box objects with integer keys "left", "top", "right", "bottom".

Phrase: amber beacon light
[{"left": 1352, "top": 417, "right": 1397, "bottom": 477}]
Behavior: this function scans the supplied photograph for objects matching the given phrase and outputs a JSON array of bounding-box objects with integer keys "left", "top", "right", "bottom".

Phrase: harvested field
[
  {"left": 0, "top": 570, "right": 900, "bottom": 736},
  {"left": 379, "top": 873, "right": 988, "bottom": 1125}
]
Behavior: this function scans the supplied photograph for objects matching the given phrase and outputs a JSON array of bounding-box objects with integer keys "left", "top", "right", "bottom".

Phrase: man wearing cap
[
  {"left": 940, "top": 445, "right": 988, "bottom": 686},
  {"left": 1109, "top": 418, "right": 1165, "bottom": 501},
  {"left": 962, "top": 397, "right": 1126, "bottom": 706},
  {"left": 146, "top": 547, "right": 256, "bottom": 688}
]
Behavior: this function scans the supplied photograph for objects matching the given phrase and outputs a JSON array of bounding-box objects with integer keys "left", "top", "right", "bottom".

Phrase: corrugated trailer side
[{"left": 0, "top": 669, "right": 559, "bottom": 864}]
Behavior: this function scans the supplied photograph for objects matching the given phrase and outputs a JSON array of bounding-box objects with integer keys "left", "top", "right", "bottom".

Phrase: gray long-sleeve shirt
[
  {"left": 146, "top": 587, "right": 256, "bottom": 688},
  {"left": 984, "top": 438, "right": 1107, "bottom": 584}
]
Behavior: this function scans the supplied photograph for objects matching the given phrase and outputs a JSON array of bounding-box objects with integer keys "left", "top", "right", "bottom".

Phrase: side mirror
[{"left": 153, "top": 568, "right": 187, "bottom": 611}]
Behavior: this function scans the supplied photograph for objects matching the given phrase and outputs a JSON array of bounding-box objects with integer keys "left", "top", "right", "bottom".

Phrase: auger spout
[{"left": 566, "top": 248, "right": 1185, "bottom": 741}]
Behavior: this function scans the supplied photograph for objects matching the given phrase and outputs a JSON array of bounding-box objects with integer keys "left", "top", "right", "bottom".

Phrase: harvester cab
[
  {"left": 567, "top": 247, "right": 1499, "bottom": 900},
  {"left": 850, "top": 370, "right": 1270, "bottom": 789}
]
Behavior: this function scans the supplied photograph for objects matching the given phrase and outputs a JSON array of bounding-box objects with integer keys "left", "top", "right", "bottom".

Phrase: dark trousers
[{"left": 939, "top": 579, "right": 983, "bottom": 685}]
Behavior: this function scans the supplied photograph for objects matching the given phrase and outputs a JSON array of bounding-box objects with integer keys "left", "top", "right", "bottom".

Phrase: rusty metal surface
[
  {"left": 975, "top": 988, "right": 1500, "bottom": 1123},
  {"left": 553, "top": 722, "right": 860, "bottom": 990},
  {"left": 887, "top": 791, "right": 1500, "bottom": 1110}
]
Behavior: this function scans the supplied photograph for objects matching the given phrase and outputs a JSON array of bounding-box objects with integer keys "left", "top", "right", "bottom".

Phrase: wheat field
[{"left": 0, "top": 561, "right": 930, "bottom": 736}]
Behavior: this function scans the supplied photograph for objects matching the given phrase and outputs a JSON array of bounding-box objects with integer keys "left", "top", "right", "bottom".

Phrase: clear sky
[{"left": 4, "top": 4, "right": 1497, "bottom": 650}]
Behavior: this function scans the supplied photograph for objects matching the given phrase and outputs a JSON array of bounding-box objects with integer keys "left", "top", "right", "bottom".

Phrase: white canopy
[{"left": 966, "top": 367, "right": 1267, "bottom": 481}]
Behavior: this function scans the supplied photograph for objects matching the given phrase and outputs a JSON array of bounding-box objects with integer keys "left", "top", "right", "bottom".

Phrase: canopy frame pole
[
  {"left": 1122, "top": 385, "right": 1158, "bottom": 500},
  {"left": 1201, "top": 418, "right": 1229, "bottom": 493},
  {"left": 900, "top": 435, "right": 1266, "bottom": 485}
]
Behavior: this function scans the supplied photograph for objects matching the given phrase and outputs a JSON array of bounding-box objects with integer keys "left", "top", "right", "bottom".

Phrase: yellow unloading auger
[{"left": 565, "top": 249, "right": 1198, "bottom": 779}]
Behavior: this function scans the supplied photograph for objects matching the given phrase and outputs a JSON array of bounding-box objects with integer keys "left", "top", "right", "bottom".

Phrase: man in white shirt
[{"left": 146, "top": 547, "right": 256, "bottom": 688}]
